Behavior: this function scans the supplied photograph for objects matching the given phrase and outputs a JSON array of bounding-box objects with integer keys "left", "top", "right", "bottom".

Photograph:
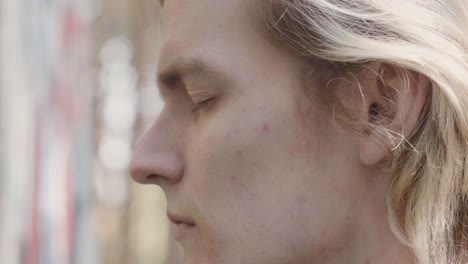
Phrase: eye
[{"left": 192, "top": 98, "right": 215, "bottom": 113}]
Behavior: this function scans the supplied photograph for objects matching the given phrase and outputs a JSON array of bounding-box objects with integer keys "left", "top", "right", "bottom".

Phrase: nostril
[
  {"left": 139, "top": 174, "right": 167, "bottom": 186},
  {"left": 146, "top": 174, "right": 160, "bottom": 183}
]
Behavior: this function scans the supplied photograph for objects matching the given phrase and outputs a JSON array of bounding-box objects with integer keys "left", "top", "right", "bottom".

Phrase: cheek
[
  {"left": 190, "top": 99, "right": 331, "bottom": 214},
  {"left": 185, "top": 110, "right": 275, "bottom": 254},
  {"left": 186, "top": 98, "right": 355, "bottom": 260},
  {"left": 188, "top": 102, "right": 291, "bottom": 202},
  {"left": 194, "top": 110, "right": 271, "bottom": 192}
]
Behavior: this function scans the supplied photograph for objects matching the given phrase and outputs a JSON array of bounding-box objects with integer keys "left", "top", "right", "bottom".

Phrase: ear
[{"left": 358, "top": 63, "right": 431, "bottom": 166}]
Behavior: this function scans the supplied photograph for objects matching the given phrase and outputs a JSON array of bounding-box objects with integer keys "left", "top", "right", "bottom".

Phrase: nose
[{"left": 129, "top": 116, "right": 184, "bottom": 185}]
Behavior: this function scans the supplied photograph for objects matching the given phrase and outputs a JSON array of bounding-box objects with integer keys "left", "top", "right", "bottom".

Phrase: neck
[{"left": 338, "top": 170, "right": 415, "bottom": 264}]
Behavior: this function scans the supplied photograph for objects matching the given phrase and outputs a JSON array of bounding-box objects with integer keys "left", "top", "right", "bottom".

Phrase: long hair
[{"left": 257, "top": 0, "right": 468, "bottom": 263}]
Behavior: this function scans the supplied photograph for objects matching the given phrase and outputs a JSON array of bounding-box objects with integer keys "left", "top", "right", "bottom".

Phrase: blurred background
[{"left": 0, "top": 0, "right": 182, "bottom": 263}]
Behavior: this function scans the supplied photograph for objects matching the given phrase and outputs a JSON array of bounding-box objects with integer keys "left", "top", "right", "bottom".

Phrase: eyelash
[{"left": 192, "top": 98, "right": 214, "bottom": 113}]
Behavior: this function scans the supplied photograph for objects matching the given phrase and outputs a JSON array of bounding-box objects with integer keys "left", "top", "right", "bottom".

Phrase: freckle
[
  {"left": 290, "top": 244, "right": 299, "bottom": 253},
  {"left": 330, "top": 182, "right": 340, "bottom": 193},
  {"left": 230, "top": 174, "right": 237, "bottom": 184},
  {"left": 295, "top": 195, "right": 306, "bottom": 206}
]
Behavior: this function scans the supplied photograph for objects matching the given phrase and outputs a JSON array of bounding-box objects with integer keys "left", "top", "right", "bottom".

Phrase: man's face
[{"left": 130, "top": 0, "right": 368, "bottom": 263}]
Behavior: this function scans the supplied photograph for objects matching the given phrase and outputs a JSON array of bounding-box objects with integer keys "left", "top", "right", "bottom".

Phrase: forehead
[
  {"left": 161, "top": 0, "right": 257, "bottom": 37},
  {"left": 158, "top": 0, "right": 262, "bottom": 68}
]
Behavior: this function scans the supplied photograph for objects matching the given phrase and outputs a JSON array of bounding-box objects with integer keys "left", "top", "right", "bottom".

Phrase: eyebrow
[{"left": 157, "top": 58, "right": 226, "bottom": 89}]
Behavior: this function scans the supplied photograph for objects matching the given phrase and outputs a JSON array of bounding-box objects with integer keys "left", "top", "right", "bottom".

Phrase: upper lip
[{"left": 167, "top": 211, "right": 196, "bottom": 225}]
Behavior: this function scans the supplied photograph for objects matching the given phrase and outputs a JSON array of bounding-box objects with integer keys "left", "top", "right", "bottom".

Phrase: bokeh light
[{"left": 0, "top": 0, "right": 174, "bottom": 263}]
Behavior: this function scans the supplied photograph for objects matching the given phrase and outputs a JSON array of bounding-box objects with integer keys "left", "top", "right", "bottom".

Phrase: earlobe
[
  {"left": 358, "top": 65, "right": 431, "bottom": 167},
  {"left": 359, "top": 136, "right": 390, "bottom": 166},
  {"left": 359, "top": 100, "right": 392, "bottom": 166}
]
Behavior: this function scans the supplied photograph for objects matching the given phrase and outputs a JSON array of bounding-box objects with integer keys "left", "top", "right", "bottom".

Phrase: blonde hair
[{"left": 257, "top": 0, "right": 468, "bottom": 263}]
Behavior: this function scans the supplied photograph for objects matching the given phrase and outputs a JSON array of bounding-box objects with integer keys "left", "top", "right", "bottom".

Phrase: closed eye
[{"left": 192, "top": 98, "right": 215, "bottom": 113}]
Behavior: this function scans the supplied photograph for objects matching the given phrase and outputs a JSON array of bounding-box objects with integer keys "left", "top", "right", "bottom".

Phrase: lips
[
  {"left": 167, "top": 211, "right": 196, "bottom": 226},
  {"left": 168, "top": 211, "right": 196, "bottom": 241}
]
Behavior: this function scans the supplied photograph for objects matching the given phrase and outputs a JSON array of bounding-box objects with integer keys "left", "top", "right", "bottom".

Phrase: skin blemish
[
  {"left": 235, "top": 149, "right": 243, "bottom": 157},
  {"left": 330, "top": 181, "right": 342, "bottom": 193},
  {"left": 262, "top": 123, "right": 270, "bottom": 133},
  {"left": 295, "top": 195, "right": 306, "bottom": 207}
]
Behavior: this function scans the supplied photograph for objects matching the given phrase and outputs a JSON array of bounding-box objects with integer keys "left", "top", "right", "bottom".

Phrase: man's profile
[{"left": 129, "top": 0, "right": 468, "bottom": 263}]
